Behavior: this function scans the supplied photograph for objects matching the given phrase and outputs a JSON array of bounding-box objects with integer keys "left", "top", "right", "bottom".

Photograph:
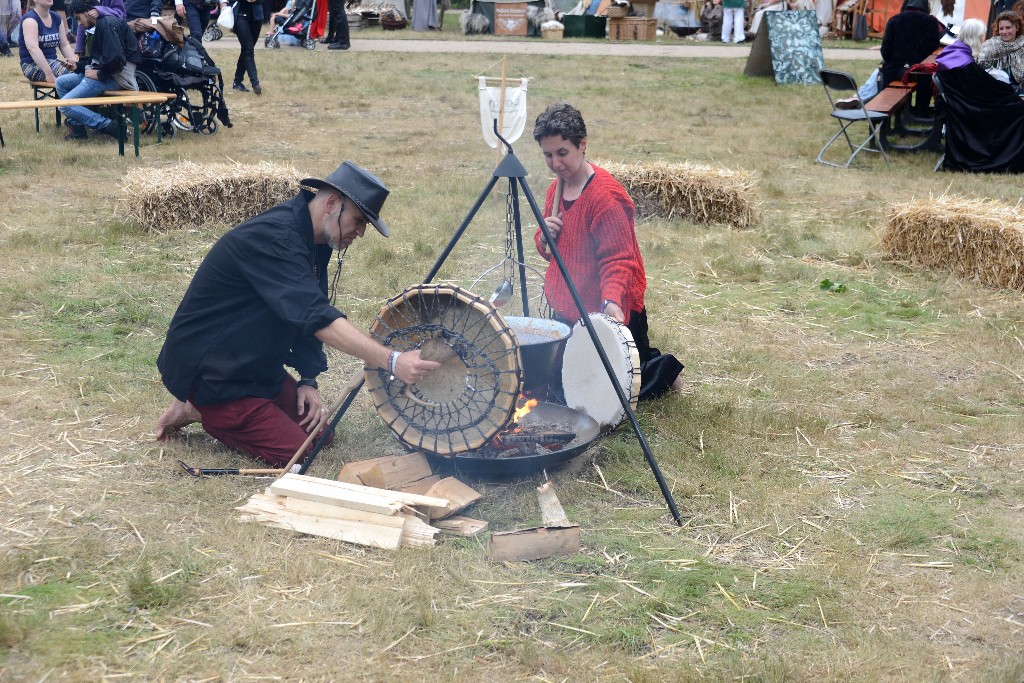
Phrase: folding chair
[{"left": 816, "top": 69, "right": 891, "bottom": 169}]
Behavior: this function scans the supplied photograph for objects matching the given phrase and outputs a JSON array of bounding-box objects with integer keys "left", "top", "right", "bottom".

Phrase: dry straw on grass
[
  {"left": 119, "top": 161, "right": 305, "bottom": 232},
  {"left": 883, "top": 195, "right": 1024, "bottom": 291},
  {"left": 599, "top": 159, "right": 761, "bottom": 229}
]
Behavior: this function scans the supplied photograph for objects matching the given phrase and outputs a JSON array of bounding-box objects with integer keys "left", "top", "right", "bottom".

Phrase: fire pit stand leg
[{"left": 422, "top": 124, "right": 684, "bottom": 527}]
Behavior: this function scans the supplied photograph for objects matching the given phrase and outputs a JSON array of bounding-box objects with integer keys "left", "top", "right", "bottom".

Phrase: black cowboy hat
[{"left": 303, "top": 162, "right": 390, "bottom": 237}]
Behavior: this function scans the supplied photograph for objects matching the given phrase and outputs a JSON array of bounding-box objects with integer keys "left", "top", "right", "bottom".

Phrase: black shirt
[
  {"left": 157, "top": 191, "right": 344, "bottom": 406},
  {"left": 880, "top": 9, "right": 945, "bottom": 84}
]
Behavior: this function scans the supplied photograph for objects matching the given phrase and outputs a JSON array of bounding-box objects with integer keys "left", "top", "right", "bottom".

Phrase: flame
[{"left": 513, "top": 398, "right": 538, "bottom": 424}]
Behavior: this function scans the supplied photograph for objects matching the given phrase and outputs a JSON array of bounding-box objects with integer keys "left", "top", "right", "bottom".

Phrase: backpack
[{"left": 162, "top": 36, "right": 217, "bottom": 77}]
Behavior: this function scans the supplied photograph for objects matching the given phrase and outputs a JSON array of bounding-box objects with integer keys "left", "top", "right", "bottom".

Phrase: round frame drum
[
  {"left": 366, "top": 285, "right": 523, "bottom": 454},
  {"left": 561, "top": 313, "right": 641, "bottom": 430}
]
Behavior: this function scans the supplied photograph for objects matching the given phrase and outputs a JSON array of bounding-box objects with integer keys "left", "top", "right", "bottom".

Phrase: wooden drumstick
[{"left": 553, "top": 178, "right": 564, "bottom": 219}]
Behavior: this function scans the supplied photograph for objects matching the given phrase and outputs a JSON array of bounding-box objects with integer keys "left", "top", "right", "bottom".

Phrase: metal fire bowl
[
  {"left": 422, "top": 402, "right": 600, "bottom": 477},
  {"left": 502, "top": 316, "right": 572, "bottom": 391}
]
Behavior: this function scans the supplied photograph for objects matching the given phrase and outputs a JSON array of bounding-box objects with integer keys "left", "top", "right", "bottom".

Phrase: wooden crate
[
  {"left": 608, "top": 16, "right": 656, "bottom": 40},
  {"left": 494, "top": 2, "right": 528, "bottom": 36}
]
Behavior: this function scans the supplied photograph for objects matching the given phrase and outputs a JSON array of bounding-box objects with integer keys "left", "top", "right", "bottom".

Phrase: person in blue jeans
[{"left": 56, "top": 0, "right": 141, "bottom": 139}]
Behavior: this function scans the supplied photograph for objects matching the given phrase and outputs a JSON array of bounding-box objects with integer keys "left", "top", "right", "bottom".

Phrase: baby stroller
[
  {"left": 202, "top": 4, "right": 223, "bottom": 41},
  {"left": 264, "top": 0, "right": 319, "bottom": 50},
  {"left": 136, "top": 33, "right": 232, "bottom": 136}
]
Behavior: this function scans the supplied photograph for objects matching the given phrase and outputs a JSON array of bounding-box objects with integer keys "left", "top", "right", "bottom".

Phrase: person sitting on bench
[
  {"left": 56, "top": 0, "right": 141, "bottom": 140},
  {"left": 19, "top": 0, "right": 78, "bottom": 82},
  {"left": 837, "top": 0, "right": 945, "bottom": 108}
]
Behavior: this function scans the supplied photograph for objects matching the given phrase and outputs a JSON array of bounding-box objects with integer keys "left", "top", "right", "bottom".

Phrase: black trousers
[
  {"left": 327, "top": 0, "right": 349, "bottom": 44},
  {"left": 233, "top": 11, "right": 261, "bottom": 86}
]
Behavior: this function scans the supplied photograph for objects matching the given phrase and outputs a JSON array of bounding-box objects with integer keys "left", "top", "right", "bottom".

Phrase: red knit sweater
[{"left": 534, "top": 165, "right": 646, "bottom": 325}]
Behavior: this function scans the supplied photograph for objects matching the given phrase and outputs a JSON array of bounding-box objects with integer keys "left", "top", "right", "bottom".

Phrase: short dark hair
[
  {"left": 533, "top": 103, "right": 587, "bottom": 147},
  {"left": 67, "top": 0, "right": 99, "bottom": 15}
]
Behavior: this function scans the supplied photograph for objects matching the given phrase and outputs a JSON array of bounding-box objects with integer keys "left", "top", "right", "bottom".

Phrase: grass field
[{"left": 1, "top": 30, "right": 1023, "bottom": 682}]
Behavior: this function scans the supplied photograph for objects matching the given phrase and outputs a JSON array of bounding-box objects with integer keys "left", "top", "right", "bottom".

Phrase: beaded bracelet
[{"left": 388, "top": 350, "right": 402, "bottom": 380}]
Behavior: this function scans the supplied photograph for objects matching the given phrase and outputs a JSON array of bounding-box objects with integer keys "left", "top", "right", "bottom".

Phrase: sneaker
[
  {"left": 232, "top": 82, "right": 249, "bottom": 92},
  {"left": 252, "top": 83, "right": 262, "bottom": 95},
  {"left": 835, "top": 96, "right": 860, "bottom": 110}
]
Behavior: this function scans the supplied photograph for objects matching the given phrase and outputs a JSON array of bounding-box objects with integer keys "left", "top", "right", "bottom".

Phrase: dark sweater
[
  {"left": 880, "top": 8, "right": 945, "bottom": 84},
  {"left": 158, "top": 192, "right": 344, "bottom": 406}
]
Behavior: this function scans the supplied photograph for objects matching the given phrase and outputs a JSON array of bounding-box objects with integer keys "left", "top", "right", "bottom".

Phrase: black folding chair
[{"left": 816, "top": 69, "right": 891, "bottom": 169}]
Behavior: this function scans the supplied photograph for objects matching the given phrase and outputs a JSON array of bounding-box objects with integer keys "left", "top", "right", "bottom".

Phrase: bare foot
[
  {"left": 670, "top": 373, "right": 683, "bottom": 393},
  {"left": 155, "top": 399, "right": 200, "bottom": 441}
]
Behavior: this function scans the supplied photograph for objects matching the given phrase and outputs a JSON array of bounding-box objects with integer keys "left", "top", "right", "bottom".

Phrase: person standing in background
[
  {"left": 223, "top": 0, "right": 262, "bottom": 93},
  {"left": 326, "top": 0, "right": 349, "bottom": 49},
  {"left": 0, "top": 0, "right": 21, "bottom": 57},
  {"left": 721, "top": 0, "right": 744, "bottom": 43}
]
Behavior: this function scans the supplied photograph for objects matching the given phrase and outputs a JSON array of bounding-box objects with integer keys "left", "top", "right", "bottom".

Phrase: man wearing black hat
[{"left": 154, "top": 162, "right": 440, "bottom": 467}]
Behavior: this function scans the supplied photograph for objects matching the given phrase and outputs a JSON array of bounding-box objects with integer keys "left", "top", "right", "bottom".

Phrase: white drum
[{"left": 561, "top": 313, "right": 641, "bottom": 430}]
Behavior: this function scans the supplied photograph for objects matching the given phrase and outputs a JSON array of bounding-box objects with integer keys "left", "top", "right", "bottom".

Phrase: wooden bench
[
  {"left": 25, "top": 80, "right": 176, "bottom": 138},
  {"left": 0, "top": 93, "right": 173, "bottom": 157}
]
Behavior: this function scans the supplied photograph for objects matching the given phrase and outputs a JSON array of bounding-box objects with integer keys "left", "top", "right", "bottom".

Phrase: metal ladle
[{"left": 488, "top": 278, "right": 513, "bottom": 307}]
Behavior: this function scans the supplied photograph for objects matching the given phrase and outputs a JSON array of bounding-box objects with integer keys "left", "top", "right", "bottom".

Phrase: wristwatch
[
  {"left": 601, "top": 300, "right": 617, "bottom": 313},
  {"left": 297, "top": 377, "right": 318, "bottom": 390}
]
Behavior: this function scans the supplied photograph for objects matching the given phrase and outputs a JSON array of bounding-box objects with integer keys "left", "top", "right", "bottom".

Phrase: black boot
[
  {"left": 328, "top": 11, "right": 349, "bottom": 49},
  {"left": 64, "top": 123, "right": 88, "bottom": 140},
  {"left": 99, "top": 120, "right": 121, "bottom": 138}
]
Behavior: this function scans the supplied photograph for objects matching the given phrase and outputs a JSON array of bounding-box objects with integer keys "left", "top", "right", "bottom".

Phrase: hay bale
[
  {"left": 883, "top": 196, "right": 1024, "bottom": 291},
  {"left": 119, "top": 161, "right": 305, "bottom": 232},
  {"left": 597, "top": 159, "right": 761, "bottom": 229}
]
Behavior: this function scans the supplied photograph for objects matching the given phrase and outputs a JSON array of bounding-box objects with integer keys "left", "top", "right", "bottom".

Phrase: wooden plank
[
  {"left": 278, "top": 473, "right": 450, "bottom": 509},
  {"left": 283, "top": 496, "right": 406, "bottom": 527},
  {"left": 268, "top": 475, "right": 403, "bottom": 516},
  {"left": 536, "top": 482, "right": 569, "bottom": 527},
  {"left": 396, "top": 475, "right": 441, "bottom": 495},
  {"left": 237, "top": 493, "right": 403, "bottom": 549},
  {"left": 424, "top": 477, "right": 483, "bottom": 520},
  {"left": 0, "top": 93, "right": 170, "bottom": 110},
  {"left": 401, "top": 514, "right": 440, "bottom": 548},
  {"left": 357, "top": 452, "right": 434, "bottom": 489},
  {"left": 864, "top": 86, "right": 912, "bottom": 115},
  {"left": 432, "top": 516, "right": 488, "bottom": 537},
  {"left": 337, "top": 456, "right": 394, "bottom": 484},
  {"left": 486, "top": 526, "right": 581, "bottom": 562}
]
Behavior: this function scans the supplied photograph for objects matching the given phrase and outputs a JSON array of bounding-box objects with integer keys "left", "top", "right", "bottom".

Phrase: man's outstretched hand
[{"left": 155, "top": 399, "right": 200, "bottom": 441}]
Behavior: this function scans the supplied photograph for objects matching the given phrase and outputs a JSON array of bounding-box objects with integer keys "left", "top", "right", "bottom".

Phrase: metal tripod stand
[{"left": 419, "top": 128, "right": 683, "bottom": 526}]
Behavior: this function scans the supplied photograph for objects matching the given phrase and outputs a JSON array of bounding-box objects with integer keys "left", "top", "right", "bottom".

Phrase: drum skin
[
  {"left": 365, "top": 284, "right": 523, "bottom": 455},
  {"left": 560, "top": 313, "right": 641, "bottom": 430}
]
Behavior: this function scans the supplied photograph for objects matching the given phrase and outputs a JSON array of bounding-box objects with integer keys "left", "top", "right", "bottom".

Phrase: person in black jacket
[
  {"left": 56, "top": 0, "right": 141, "bottom": 139},
  {"left": 839, "top": 0, "right": 945, "bottom": 107},
  {"left": 154, "top": 162, "right": 440, "bottom": 468}
]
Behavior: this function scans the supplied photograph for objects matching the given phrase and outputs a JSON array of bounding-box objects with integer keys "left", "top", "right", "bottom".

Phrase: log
[
  {"left": 357, "top": 452, "right": 434, "bottom": 490},
  {"left": 536, "top": 481, "right": 569, "bottom": 527},
  {"left": 432, "top": 516, "right": 488, "bottom": 537},
  {"left": 424, "top": 477, "right": 483, "bottom": 520},
  {"left": 486, "top": 526, "right": 581, "bottom": 562}
]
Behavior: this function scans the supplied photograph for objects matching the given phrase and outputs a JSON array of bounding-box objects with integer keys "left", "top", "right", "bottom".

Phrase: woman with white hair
[{"left": 935, "top": 18, "right": 988, "bottom": 71}]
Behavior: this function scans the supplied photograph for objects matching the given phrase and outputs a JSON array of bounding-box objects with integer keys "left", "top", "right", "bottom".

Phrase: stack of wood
[
  {"left": 237, "top": 453, "right": 488, "bottom": 548},
  {"left": 338, "top": 452, "right": 488, "bottom": 538}
]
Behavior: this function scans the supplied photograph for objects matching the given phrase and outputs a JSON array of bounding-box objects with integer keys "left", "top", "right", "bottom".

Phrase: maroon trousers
[{"left": 192, "top": 375, "right": 330, "bottom": 467}]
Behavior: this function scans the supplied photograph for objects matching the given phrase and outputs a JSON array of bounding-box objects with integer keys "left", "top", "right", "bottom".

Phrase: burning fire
[{"left": 512, "top": 398, "right": 538, "bottom": 424}]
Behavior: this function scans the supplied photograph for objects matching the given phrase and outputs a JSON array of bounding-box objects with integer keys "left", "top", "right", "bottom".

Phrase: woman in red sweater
[{"left": 533, "top": 102, "right": 683, "bottom": 399}]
